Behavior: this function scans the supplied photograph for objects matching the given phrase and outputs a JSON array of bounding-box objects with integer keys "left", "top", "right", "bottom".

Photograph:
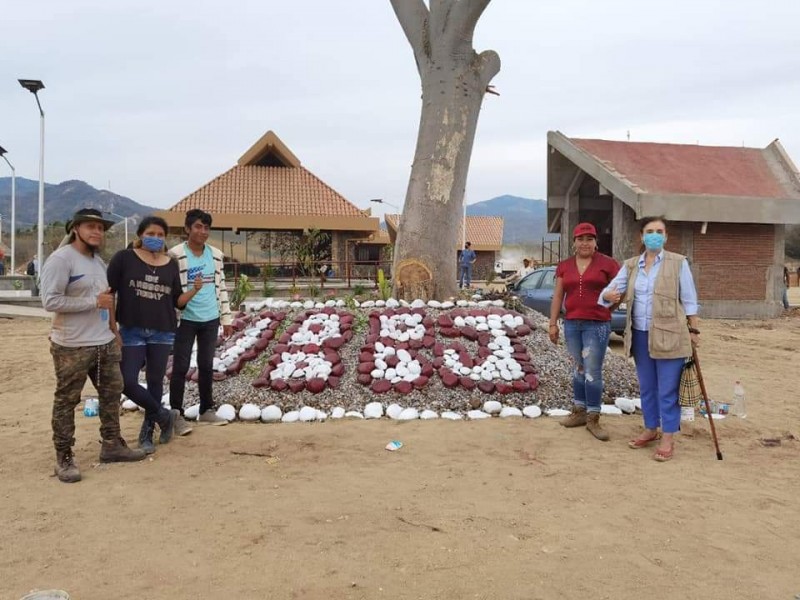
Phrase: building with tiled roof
[
  {"left": 383, "top": 214, "right": 504, "bottom": 280},
  {"left": 547, "top": 130, "right": 800, "bottom": 318},
  {"left": 156, "top": 130, "right": 380, "bottom": 275}
]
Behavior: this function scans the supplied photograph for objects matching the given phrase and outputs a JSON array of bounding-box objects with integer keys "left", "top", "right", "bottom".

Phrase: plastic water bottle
[
  {"left": 732, "top": 381, "right": 747, "bottom": 418},
  {"left": 83, "top": 397, "right": 99, "bottom": 417},
  {"left": 99, "top": 308, "right": 109, "bottom": 322}
]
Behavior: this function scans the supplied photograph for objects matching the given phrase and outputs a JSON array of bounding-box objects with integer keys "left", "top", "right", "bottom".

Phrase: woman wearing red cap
[{"left": 549, "top": 222, "right": 620, "bottom": 441}]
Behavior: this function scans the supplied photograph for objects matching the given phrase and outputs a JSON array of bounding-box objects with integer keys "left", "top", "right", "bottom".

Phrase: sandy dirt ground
[{"left": 1, "top": 309, "right": 799, "bottom": 600}]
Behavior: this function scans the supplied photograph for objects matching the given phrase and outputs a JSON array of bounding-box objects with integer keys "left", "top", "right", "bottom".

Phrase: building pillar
[{"left": 612, "top": 197, "right": 638, "bottom": 261}]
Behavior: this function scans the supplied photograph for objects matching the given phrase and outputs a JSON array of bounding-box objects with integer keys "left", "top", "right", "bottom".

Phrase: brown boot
[
  {"left": 55, "top": 449, "right": 82, "bottom": 483},
  {"left": 560, "top": 405, "right": 587, "bottom": 427},
  {"left": 586, "top": 412, "right": 610, "bottom": 441},
  {"left": 99, "top": 438, "right": 147, "bottom": 463}
]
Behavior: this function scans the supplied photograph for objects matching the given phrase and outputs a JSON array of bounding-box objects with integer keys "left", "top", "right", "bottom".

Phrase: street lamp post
[
  {"left": 104, "top": 211, "right": 129, "bottom": 247},
  {"left": 0, "top": 146, "right": 16, "bottom": 274},
  {"left": 369, "top": 198, "right": 401, "bottom": 213},
  {"left": 18, "top": 79, "right": 45, "bottom": 268}
]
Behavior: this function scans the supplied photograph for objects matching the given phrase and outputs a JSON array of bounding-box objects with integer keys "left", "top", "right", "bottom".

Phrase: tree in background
[{"left": 389, "top": 0, "right": 500, "bottom": 300}]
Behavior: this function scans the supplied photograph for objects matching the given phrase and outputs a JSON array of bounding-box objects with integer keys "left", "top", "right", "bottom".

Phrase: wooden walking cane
[{"left": 691, "top": 346, "right": 723, "bottom": 460}]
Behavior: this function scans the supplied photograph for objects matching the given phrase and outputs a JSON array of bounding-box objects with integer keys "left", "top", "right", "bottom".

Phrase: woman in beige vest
[{"left": 599, "top": 217, "right": 700, "bottom": 462}]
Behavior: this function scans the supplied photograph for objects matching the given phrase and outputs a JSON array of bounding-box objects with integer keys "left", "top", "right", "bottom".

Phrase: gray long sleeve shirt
[{"left": 40, "top": 244, "right": 115, "bottom": 347}]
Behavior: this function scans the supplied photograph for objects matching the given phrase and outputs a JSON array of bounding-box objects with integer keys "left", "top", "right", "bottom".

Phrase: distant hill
[
  {"left": 468, "top": 195, "right": 547, "bottom": 244},
  {"left": 0, "top": 177, "right": 157, "bottom": 230}
]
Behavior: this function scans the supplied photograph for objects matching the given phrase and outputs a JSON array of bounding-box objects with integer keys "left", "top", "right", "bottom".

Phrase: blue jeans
[
  {"left": 118, "top": 326, "right": 175, "bottom": 422},
  {"left": 631, "top": 329, "right": 684, "bottom": 433},
  {"left": 459, "top": 264, "right": 473, "bottom": 288},
  {"left": 563, "top": 320, "right": 611, "bottom": 413}
]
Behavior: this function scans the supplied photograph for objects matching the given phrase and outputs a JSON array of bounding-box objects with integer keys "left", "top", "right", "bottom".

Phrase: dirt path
[{"left": 1, "top": 315, "right": 798, "bottom": 600}]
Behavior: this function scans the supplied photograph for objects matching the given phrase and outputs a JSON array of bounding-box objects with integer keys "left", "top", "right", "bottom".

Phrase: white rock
[
  {"left": 440, "top": 301, "right": 454, "bottom": 309},
  {"left": 385, "top": 298, "right": 400, "bottom": 308},
  {"left": 314, "top": 302, "right": 325, "bottom": 309},
  {"left": 324, "top": 299, "right": 336, "bottom": 308},
  {"left": 407, "top": 361, "right": 421, "bottom": 375},
  {"left": 441, "top": 411, "right": 463, "bottom": 420},
  {"left": 483, "top": 400, "right": 502, "bottom": 414},
  {"left": 216, "top": 404, "right": 237, "bottom": 422},
  {"left": 282, "top": 410, "right": 300, "bottom": 423},
  {"left": 546, "top": 408, "right": 571, "bottom": 417},
  {"left": 614, "top": 397, "right": 637, "bottom": 414},
  {"left": 410, "top": 299, "right": 426, "bottom": 309},
  {"left": 492, "top": 300, "right": 505, "bottom": 307},
  {"left": 371, "top": 369, "right": 385, "bottom": 379},
  {"left": 396, "top": 349, "right": 412, "bottom": 364},
  {"left": 303, "top": 300, "right": 315, "bottom": 309},
  {"left": 361, "top": 301, "right": 375, "bottom": 308},
  {"left": 260, "top": 405, "right": 283, "bottom": 422},
  {"left": 375, "top": 300, "right": 386, "bottom": 307},
  {"left": 297, "top": 406, "right": 317, "bottom": 422},
  {"left": 385, "top": 368, "right": 397, "bottom": 380},
  {"left": 500, "top": 369, "right": 513, "bottom": 381},
  {"left": 344, "top": 411, "right": 364, "bottom": 419},
  {"left": 316, "top": 410, "right": 328, "bottom": 421},
  {"left": 420, "top": 410, "right": 439, "bottom": 420},
  {"left": 499, "top": 406, "right": 524, "bottom": 418},
  {"left": 375, "top": 342, "right": 386, "bottom": 353},
  {"left": 184, "top": 404, "right": 200, "bottom": 420},
  {"left": 600, "top": 405, "right": 624, "bottom": 416},
  {"left": 398, "top": 407, "right": 419, "bottom": 420},
  {"left": 238, "top": 403, "right": 261, "bottom": 421},
  {"left": 523, "top": 405, "right": 543, "bottom": 419},
  {"left": 364, "top": 402, "right": 384, "bottom": 419},
  {"left": 469, "top": 373, "right": 481, "bottom": 381},
  {"left": 386, "top": 403, "right": 403, "bottom": 419},
  {"left": 454, "top": 316, "right": 466, "bottom": 328},
  {"left": 330, "top": 407, "right": 346, "bottom": 419},
  {"left": 467, "top": 410, "right": 492, "bottom": 420},
  {"left": 481, "top": 370, "right": 494, "bottom": 382},
  {"left": 121, "top": 399, "right": 139, "bottom": 411},
  {"left": 427, "top": 300, "right": 442, "bottom": 308}
]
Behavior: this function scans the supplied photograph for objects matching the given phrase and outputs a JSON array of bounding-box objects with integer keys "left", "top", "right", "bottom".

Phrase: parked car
[{"left": 508, "top": 266, "right": 627, "bottom": 336}]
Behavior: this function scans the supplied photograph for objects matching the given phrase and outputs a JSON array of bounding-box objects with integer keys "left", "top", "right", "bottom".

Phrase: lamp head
[
  {"left": 18, "top": 79, "right": 45, "bottom": 94},
  {"left": 0, "top": 146, "right": 6, "bottom": 156}
]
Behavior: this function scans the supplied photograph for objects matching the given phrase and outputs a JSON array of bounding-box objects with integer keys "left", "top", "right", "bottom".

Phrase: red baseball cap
[{"left": 573, "top": 222, "right": 597, "bottom": 238}]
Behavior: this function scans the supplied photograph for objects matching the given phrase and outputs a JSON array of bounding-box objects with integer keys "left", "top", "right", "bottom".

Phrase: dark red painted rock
[
  {"left": 308, "top": 324, "right": 323, "bottom": 335},
  {"left": 461, "top": 326, "right": 479, "bottom": 341},
  {"left": 441, "top": 371, "right": 459, "bottom": 388},
  {"left": 433, "top": 343, "right": 445, "bottom": 357},
  {"left": 432, "top": 358, "right": 444, "bottom": 370},
  {"left": 512, "top": 380, "right": 531, "bottom": 393},
  {"left": 254, "top": 337, "right": 270, "bottom": 351},
  {"left": 478, "top": 381, "right": 495, "bottom": 394},
  {"left": 394, "top": 381, "right": 413, "bottom": 394},
  {"left": 358, "top": 351, "right": 373, "bottom": 363},
  {"left": 213, "top": 371, "right": 228, "bottom": 382},
  {"left": 288, "top": 380, "right": 306, "bottom": 393},
  {"left": 251, "top": 377, "right": 268, "bottom": 388},
  {"left": 303, "top": 343, "right": 321, "bottom": 354},
  {"left": 412, "top": 376, "right": 429, "bottom": 389},
  {"left": 422, "top": 335, "right": 436, "bottom": 349},
  {"left": 278, "top": 333, "right": 292, "bottom": 345},
  {"left": 327, "top": 375, "right": 340, "bottom": 389},
  {"left": 241, "top": 349, "right": 257, "bottom": 361},
  {"left": 516, "top": 324, "right": 532, "bottom": 336},
  {"left": 477, "top": 333, "right": 492, "bottom": 346},
  {"left": 357, "top": 362, "right": 375, "bottom": 375},
  {"left": 371, "top": 379, "right": 392, "bottom": 394},
  {"left": 440, "top": 327, "right": 460, "bottom": 338},
  {"left": 522, "top": 364, "right": 536, "bottom": 374},
  {"left": 496, "top": 382, "right": 514, "bottom": 395},
  {"left": 331, "top": 363, "right": 345, "bottom": 377},
  {"left": 271, "top": 379, "right": 288, "bottom": 392},
  {"left": 273, "top": 343, "right": 289, "bottom": 355},
  {"left": 385, "top": 355, "right": 400, "bottom": 368},
  {"left": 260, "top": 329, "right": 275, "bottom": 341},
  {"left": 323, "top": 336, "right": 345, "bottom": 349},
  {"left": 357, "top": 373, "right": 372, "bottom": 386},
  {"left": 459, "top": 376, "right": 477, "bottom": 390},
  {"left": 513, "top": 343, "right": 527, "bottom": 354},
  {"left": 324, "top": 351, "right": 341, "bottom": 365},
  {"left": 409, "top": 339, "right": 423, "bottom": 350},
  {"left": 513, "top": 353, "right": 531, "bottom": 363},
  {"left": 343, "top": 330, "right": 353, "bottom": 342},
  {"left": 478, "top": 347, "right": 492, "bottom": 359},
  {"left": 437, "top": 315, "right": 454, "bottom": 328},
  {"left": 422, "top": 317, "right": 435, "bottom": 328},
  {"left": 460, "top": 355, "right": 474, "bottom": 369},
  {"left": 306, "top": 378, "right": 326, "bottom": 394},
  {"left": 524, "top": 374, "right": 540, "bottom": 390}
]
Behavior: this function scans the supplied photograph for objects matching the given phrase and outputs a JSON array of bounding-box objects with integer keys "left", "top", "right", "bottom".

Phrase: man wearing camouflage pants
[{"left": 41, "top": 208, "right": 146, "bottom": 483}]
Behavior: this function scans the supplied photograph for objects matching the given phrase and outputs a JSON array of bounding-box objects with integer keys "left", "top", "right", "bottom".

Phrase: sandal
[
  {"left": 653, "top": 443, "right": 674, "bottom": 462},
  {"left": 628, "top": 432, "right": 661, "bottom": 449}
]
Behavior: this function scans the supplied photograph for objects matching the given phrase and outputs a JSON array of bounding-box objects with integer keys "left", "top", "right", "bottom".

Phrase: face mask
[
  {"left": 141, "top": 236, "right": 164, "bottom": 252},
  {"left": 643, "top": 232, "right": 665, "bottom": 251}
]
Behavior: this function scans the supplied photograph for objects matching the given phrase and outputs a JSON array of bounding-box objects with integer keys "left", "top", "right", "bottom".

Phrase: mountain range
[
  {"left": 0, "top": 178, "right": 547, "bottom": 244},
  {"left": 0, "top": 177, "right": 156, "bottom": 229}
]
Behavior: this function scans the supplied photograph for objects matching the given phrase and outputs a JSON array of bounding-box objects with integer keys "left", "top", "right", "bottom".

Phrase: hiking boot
[
  {"left": 173, "top": 413, "right": 193, "bottom": 437},
  {"left": 198, "top": 410, "right": 228, "bottom": 426},
  {"left": 158, "top": 409, "right": 177, "bottom": 445},
  {"left": 560, "top": 405, "right": 587, "bottom": 428},
  {"left": 138, "top": 417, "right": 156, "bottom": 455},
  {"left": 55, "top": 449, "right": 81, "bottom": 483},
  {"left": 586, "top": 412, "right": 610, "bottom": 441},
  {"left": 99, "top": 438, "right": 147, "bottom": 463}
]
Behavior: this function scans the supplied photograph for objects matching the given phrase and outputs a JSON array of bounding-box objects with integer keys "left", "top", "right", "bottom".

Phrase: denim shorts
[{"left": 119, "top": 326, "right": 176, "bottom": 347}]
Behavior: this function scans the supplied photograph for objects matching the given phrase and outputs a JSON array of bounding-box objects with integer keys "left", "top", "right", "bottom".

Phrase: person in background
[
  {"left": 107, "top": 216, "right": 203, "bottom": 454},
  {"left": 40, "top": 208, "right": 146, "bottom": 483},
  {"left": 458, "top": 241, "right": 477, "bottom": 289},
  {"left": 168, "top": 209, "right": 233, "bottom": 431},
  {"left": 783, "top": 266, "right": 791, "bottom": 310},
  {"left": 549, "top": 223, "right": 620, "bottom": 441},
  {"left": 504, "top": 257, "right": 534, "bottom": 287},
  {"left": 600, "top": 216, "right": 699, "bottom": 462}
]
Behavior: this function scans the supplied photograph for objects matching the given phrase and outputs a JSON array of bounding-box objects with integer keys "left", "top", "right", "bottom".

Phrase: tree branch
[
  {"left": 390, "top": 0, "right": 432, "bottom": 71},
  {"left": 448, "top": 0, "right": 493, "bottom": 46},
  {"left": 476, "top": 49, "right": 501, "bottom": 88}
]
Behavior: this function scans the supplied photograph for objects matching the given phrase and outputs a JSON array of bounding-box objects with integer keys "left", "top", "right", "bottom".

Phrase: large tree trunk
[{"left": 390, "top": 0, "right": 500, "bottom": 300}]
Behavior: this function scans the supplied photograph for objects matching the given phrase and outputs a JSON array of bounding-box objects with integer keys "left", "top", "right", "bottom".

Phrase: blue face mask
[
  {"left": 643, "top": 232, "right": 665, "bottom": 251},
  {"left": 141, "top": 236, "right": 164, "bottom": 252}
]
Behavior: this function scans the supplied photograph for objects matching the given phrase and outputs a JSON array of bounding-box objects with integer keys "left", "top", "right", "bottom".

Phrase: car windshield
[{"left": 518, "top": 271, "right": 543, "bottom": 290}]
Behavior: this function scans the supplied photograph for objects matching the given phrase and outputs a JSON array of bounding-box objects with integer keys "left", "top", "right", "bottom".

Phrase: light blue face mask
[
  {"left": 141, "top": 236, "right": 165, "bottom": 252},
  {"left": 643, "top": 232, "right": 665, "bottom": 251}
]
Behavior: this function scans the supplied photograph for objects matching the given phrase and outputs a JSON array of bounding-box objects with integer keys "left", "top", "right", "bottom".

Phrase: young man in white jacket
[{"left": 168, "top": 209, "right": 233, "bottom": 433}]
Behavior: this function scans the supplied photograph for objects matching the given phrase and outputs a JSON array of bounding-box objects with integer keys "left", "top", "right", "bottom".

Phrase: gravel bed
[{"left": 172, "top": 304, "right": 639, "bottom": 416}]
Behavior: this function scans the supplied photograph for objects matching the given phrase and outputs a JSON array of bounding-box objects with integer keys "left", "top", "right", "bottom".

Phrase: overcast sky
[{"left": 2, "top": 0, "right": 799, "bottom": 218}]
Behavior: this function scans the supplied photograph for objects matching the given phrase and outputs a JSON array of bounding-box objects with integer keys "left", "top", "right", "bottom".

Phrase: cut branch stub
[{"left": 395, "top": 259, "right": 434, "bottom": 301}]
